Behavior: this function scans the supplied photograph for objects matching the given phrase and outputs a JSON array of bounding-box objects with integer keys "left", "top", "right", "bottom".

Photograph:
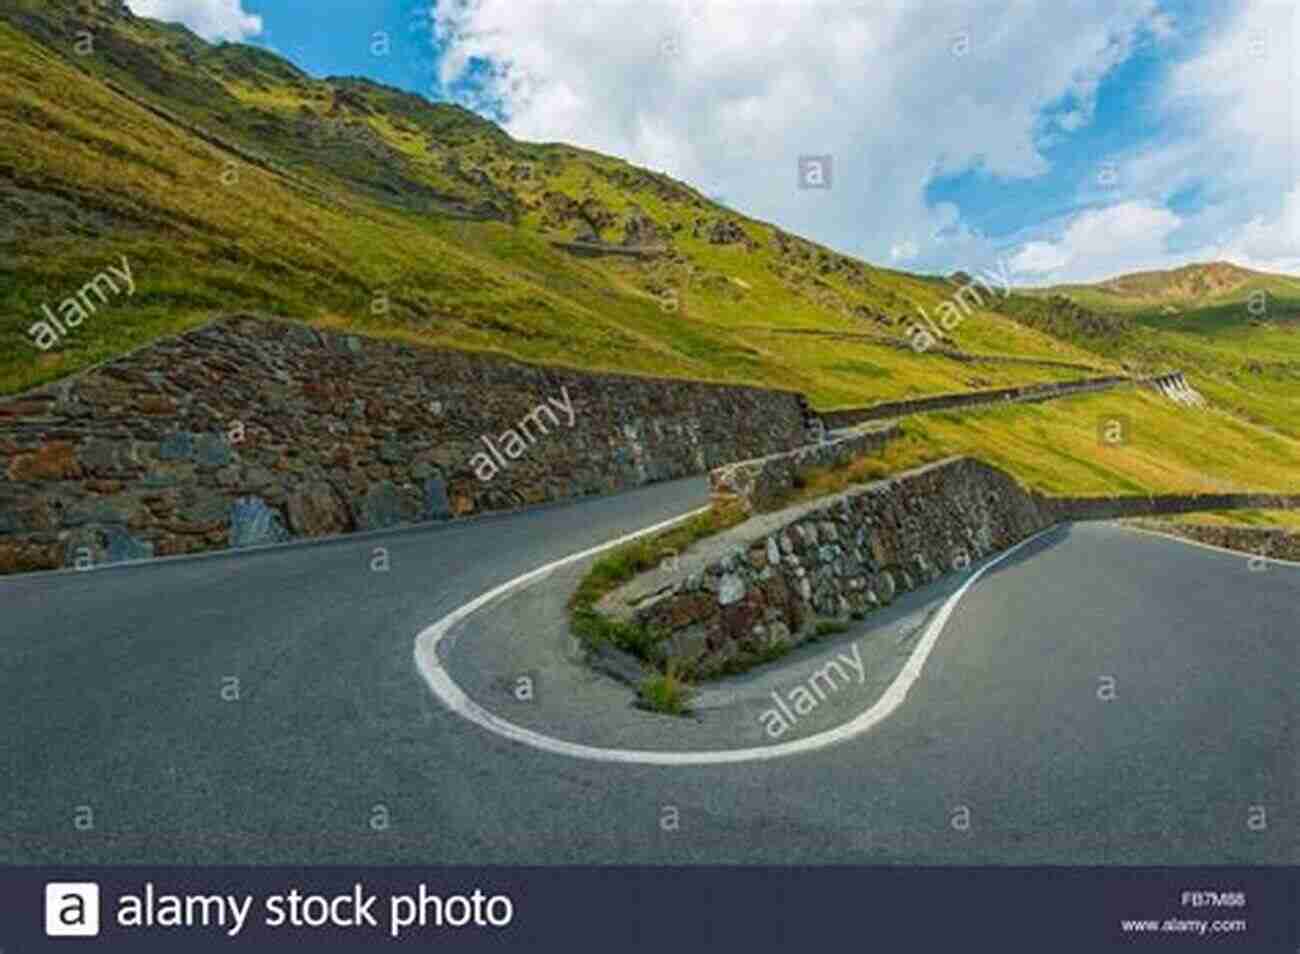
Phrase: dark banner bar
[{"left": 3, "top": 866, "right": 1296, "bottom": 951}]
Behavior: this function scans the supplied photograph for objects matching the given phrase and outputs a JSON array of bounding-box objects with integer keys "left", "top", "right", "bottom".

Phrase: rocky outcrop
[
  {"left": 0, "top": 315, "right": 809, "bottom": 574},
  {"left": 621, "top": 203, "right": 666, "bottom": 247},
  {"left": 539, "top": 191, "right": 617, "bottom": 239},
  {"left": 693, "top": 216, "right": 757, "bottom": 249}
]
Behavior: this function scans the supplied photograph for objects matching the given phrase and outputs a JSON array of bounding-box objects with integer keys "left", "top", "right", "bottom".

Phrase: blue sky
[{"left": 127, "top": 1, "right": 1299, "bottom": 281}]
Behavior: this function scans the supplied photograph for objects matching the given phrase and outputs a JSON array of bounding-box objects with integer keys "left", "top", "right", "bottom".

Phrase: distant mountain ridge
[
  {"left": 1033, "top": 261, "right": 1300, "bottom": 318},
  {"left": 1092, "top": 262, "right": 1261, "bottom": 301}
]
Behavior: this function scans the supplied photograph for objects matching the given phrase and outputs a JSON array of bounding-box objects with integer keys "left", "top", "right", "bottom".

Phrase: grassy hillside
[
  {"left": 1, "top": 0, "right": 1298, "bottom": 509},
  {"left": 1011, "top": 264, "right": 1300, "bottom": 442},
  {"left": 0, "top": 0, "right": 1104, "bottom": 409}
]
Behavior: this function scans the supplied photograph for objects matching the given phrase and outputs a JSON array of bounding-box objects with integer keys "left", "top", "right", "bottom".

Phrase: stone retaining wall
[
  {"left": 0, "top": 315, "right": 812, "bottom": 574},
  {"left": 707, "top": 424, "right": 903, "bottom": 511},
  {"left": 1048, "top": 493, "right": 1300, "bottom": 522},
  {"left": 1139, "top": 371, "right": 1207, "bottom": 409},
  {"left": 821, "top": 375, "right": 1131, "bottom": 428},
  {"left": 747, "top": 328, "right": 1106, "bottom": 373},
  {"left": 621, "top": 457, "right": 1055, "bottom": 678},
  {"left": 607, "top": 456, "right": 1300, "bottom": 679},
  {"left": 1127, "top": 521, "right": 1300, "bottom": 562}
]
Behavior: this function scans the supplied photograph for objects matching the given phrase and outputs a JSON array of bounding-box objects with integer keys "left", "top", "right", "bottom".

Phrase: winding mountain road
[{"left": 1, "top": 477, "right": 1295, "bottom": 865}]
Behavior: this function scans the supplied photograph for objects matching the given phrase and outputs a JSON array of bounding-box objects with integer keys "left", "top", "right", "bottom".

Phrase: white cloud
[
  {"left": 1043, "top": 26, "right": 1146, "bottom": 136},
  {"left": 1009, "top": 241, "right": 1072, "bottom": 276},
  {"left": 1207, "top": 184, "right": 1300, "bottom": 275},
  {"left": 1110, "top": 0, "right": 1300, "bottom": 274},
  {"left": 1009, "top": 201, "right": 1182, "bottom": 282},
  {"left": 991, "top": 0, "right": 1299, "bottom": 282},
  {"left": 1168, "top": 3, "right": 1295, "bottom": 190},
  {"left": 890, "top": 239, "right": 920, "bottom": 262},
  {"left": 429, "top": 0, "right": 1300, "bottom": 280},
  {"left": 1147, "top": 11, "right": 1177, "bottom": 41},
  {"left": 432, "top": 0, "right": 1167, "bottom": 271},
  {"left": 126, "top": 0, "right": 262, "bottom": 42}
]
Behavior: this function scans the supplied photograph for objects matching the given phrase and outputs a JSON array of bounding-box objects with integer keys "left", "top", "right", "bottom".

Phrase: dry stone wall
[
  {"left": 820, "top": 371, "right": 1210, "bottom": 430},
  {"left": 1127, "top": 521, "right": 1300, "bottom": 562},
  {"left": 612, "top": 455, "right": 1300, "bottom": 679},
  {"left": 1045, "top": 492, "right": 1300, "bottom": 522},
  {"left": 821, "top": 375, "right": 1132, "bottom": 428},
  {"left": 623, "top": 457, "right": 1056, "bottom": 678},
  {"left": 708, "top": 424, "right": 903, "bottom": 511},
  {"left": 0, "top": 315, "right": 811, "bottom": 574}
]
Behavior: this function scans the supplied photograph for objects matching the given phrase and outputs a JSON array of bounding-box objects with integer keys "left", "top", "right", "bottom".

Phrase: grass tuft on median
[
  {"left": 636, "top": 662, "right": 695, "bottom": 716},
  {"left": 567, "top": 501, "right": 748, "bottom": 667}
]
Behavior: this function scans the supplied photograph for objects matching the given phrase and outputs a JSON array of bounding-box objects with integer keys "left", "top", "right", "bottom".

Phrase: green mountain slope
[
  {"left": 1035, "top": 262, "right": 1300, "bottom": 316},
  {"left": 2, "top": 0, "right": 1299, "bottom": 501},
  {"left": 0, "top": 0, "right": 1108, "bottom": 409},
  {"left": 1016, "top": 263, "right": 1300, "bottom": 441}
]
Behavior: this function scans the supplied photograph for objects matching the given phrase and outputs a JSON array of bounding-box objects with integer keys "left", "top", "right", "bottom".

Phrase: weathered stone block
[
  {"left": 159, "top": 432, "right": 195, "bottom": 461},
  {"left": 194, "top": 434, "right": 235, "bottom": 468},
  {"left": 0, "top": 540, "right": 62, "bottom": 574},
  {"left": 230, "top": 496, "right": 290, "bottom": 548},
  {"left": 79, "top": 438, "right": 137, "bottom": 475},
  {"left": 0, "top": 503, "right": 18, "bottom": 534},
  {"left": 424, "top": 477, "right": 452, "bottom": 520},
  {"left": 718, "top": 573, "right": 746, "bottom": 605},
  {"left": 66, "top": 496, "right": 142, "bottom": 527},
  {"left": 356, "top": 481, "right": 414, "bottom": 531},
  {"left": 287, "top": 481, "right": 351, "bottom": 537},
  {"left": 137, "top": 394, "right": 177, "bottom": 415},
  {"left": 104, "top": 526, "right": 154, "bottom": 564},
  {"left": 0, "top": 399, "right": 56, "bottom": 418},
  {"left": 179, "top": 488, "right": 229, "bottom": 526},
  {"left": 8, "top": 442, "right": 81, "bottom": 481},
  {"left": 667, "top": 627, "right": 709, "bottom": 664}
]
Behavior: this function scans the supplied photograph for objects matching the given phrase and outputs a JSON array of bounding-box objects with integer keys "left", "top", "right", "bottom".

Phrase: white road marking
[{"left": 413, "top": 512, "right": 1056, "bottom": 765}]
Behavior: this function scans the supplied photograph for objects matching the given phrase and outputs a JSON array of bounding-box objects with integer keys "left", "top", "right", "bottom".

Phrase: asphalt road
[{"left": 1, "top": 477, "right": 1295, "bottom": 864}]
